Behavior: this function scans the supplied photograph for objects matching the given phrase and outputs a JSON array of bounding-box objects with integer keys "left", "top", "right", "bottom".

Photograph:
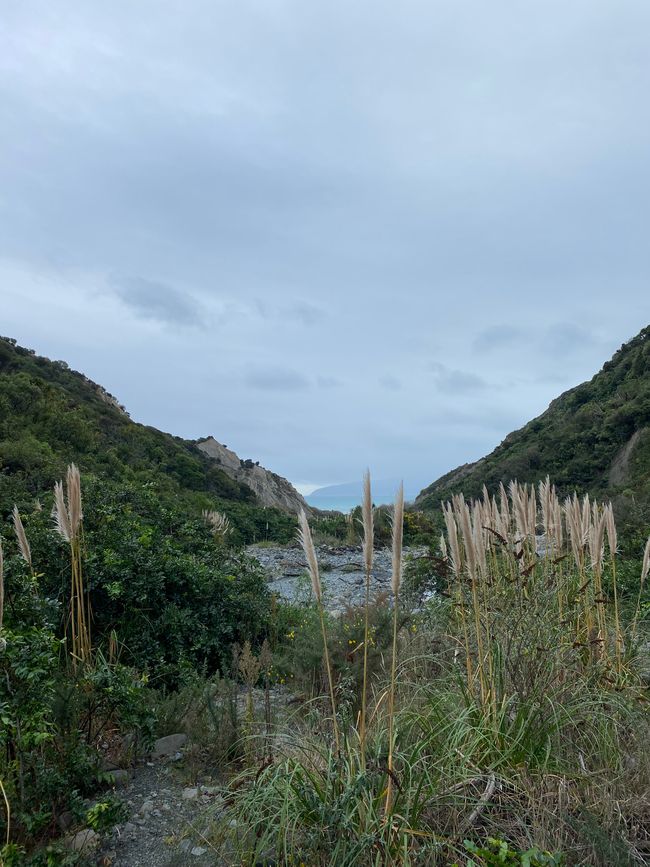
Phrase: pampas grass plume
[
  {"left": 298, "top": 509, "right": 321, "bottom": 602},
  {"left": 391, "top": 482, "right": 404, "bottom": 596},
  {"left": 362, "top": 470, "right": 374, "bottom": 576},
  {"left": 12, "top": 506, "right": 32, "bottom": 571}
]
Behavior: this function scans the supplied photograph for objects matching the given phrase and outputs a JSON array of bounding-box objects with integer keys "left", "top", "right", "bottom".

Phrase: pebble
[{"left": 182, "top": 787, "right": 199, "bottom": 800}]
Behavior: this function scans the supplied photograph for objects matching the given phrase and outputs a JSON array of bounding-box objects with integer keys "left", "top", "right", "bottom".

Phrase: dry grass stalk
[
  {"left": 386, "top": 482, "right": 404, "bottom": 813},
  {"left": 53, "top": 464, "right": 91, "bottom": 669},
  {"left": 11, "top": 506, "right": 32, "bottom": 573},
  {"left": 359, "top": 470, "right": 374, "bottom": 761},
  {"left": 297, "top": 510, "right": 339, "bottom": 751}
]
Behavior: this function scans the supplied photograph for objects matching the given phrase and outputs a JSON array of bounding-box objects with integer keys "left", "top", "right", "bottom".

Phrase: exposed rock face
[{"left": 196, "top": 437, "right": 310, "bottom": 514}]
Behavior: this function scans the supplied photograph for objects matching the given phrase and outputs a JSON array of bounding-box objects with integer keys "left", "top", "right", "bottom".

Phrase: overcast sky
[{"left": 1, "top": 1, "right": 649, "bottom": 493}]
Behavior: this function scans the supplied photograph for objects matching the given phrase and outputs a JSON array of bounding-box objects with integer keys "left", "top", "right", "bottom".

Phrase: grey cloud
[
  {"left": 542, "top": 323, "right": 604, "bottom": 358},
  {"left": 286, "top": 301, "right": 325, "bottom": 326},
  {"left": 317, "top": 375, "right": 342, "bottom": 388},
  {"left": 429, "top": 362, "right": 488, "bottom": 394},
  {"left": 473, "top": 325, "right": 525, "bottom": 353},
  {"left": 379, "top": 375, "right": 401, "bottom": 391},
  {"left": 244, "top": 366, "right": 310, "bottom": 391},
  {"left": 111, "top": 277, "right": 204, "bottom": 327}
]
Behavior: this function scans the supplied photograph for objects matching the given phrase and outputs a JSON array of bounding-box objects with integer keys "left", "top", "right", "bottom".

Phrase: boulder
[
  {"left": 65, "top": 828, "right": 100, "bottom": 855},
  {"left": 152, "top": 733, "right": 187, "bottom": 757}
]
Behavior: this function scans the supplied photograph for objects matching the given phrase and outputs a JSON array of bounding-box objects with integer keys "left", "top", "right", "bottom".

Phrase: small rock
[
  {"left": 191, "top": 846, "right": 207, "bottom": 856},
  {"left": 57, "top": 810, "right": 74, "bottom": 831},
  {"left": 182, "top": 787, "right": 199, "bottom": 800},
  {"left": 141, "top": 799, "right": 154, "bottom": 814},
  {"left": 179, "top": 840, "right": 192, "bottom": 852},
  {"left": 153, "top": 733, "right": 188, "bottom": 757},
  {"left": 122, "top": 822, "right": 136, "bottom": 835},
  {"left": 65, "top": 828, "right": 100, "bottom": 855},
  {"left": 107, "top": 769, "right": 130, "bottom": 787}
]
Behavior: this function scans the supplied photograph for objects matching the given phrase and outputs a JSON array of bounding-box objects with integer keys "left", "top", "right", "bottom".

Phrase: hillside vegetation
[
  {"left": 0, "top": 336, "right": 296, "bottom": 543},
  {"left": 417, "top": 326, "right": 650, "bottom": 516}
]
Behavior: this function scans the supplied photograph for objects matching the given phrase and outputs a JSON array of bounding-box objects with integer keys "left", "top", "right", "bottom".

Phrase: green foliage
[
  {"left": 0, "top": 336, "right": 297, "bottom": 545},
  {"left": 461, "top": 838, "right": 563, "bottom": 867},
  {"left": 85, "top": 796, "right": 128, "bottom": 832}
]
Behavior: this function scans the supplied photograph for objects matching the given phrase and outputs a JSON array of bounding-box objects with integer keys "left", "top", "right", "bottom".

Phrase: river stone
[
  {"left": 107, "top": 768, "right": 130, "bottom": 786},
  {"left": 152, "top": 733, "right": 187, "bottom": 757},
  {"left": 65, "top": 828, "right": 100, "bottom": 855}
]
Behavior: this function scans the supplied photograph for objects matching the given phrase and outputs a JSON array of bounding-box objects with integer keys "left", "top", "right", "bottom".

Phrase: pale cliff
[{"left": 196, "top": 437, "right": 311, "bottom": 514}]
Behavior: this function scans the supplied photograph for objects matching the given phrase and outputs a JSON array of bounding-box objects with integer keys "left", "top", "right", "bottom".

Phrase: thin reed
[
  {"left": 53, "top": 464, "right": 91, "bottom": 668},
  {"left": 359, "top": 469, "right": 374, "bottom": 759}
]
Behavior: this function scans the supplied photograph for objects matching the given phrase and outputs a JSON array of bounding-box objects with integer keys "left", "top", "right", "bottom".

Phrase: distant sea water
[{"left": 306, "top": 494, "right": 394, "bottom": 513}]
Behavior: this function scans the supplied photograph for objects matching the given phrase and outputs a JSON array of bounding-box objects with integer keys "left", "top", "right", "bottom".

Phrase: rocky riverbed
[{"left": 248, "top": 543, "right": 424, "bottom": 611}]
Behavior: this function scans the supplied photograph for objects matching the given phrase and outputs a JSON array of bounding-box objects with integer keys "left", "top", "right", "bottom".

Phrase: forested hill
[
  {"left": 0, "top": 336, "right": 295, "bottom": 541},
  {"left": 416, "top": 325, "right": 650, "bottom": 512}
]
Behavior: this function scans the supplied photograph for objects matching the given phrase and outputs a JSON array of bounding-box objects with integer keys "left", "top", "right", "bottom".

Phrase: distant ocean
[{"left": 306, "top": 494, "right": 394, "bottom": 513}]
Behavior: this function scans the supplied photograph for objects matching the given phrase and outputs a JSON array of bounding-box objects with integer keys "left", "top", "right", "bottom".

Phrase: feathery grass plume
[
  {"left": 604, "top": 504, "right": 617, "bottom": 557},
  {"left": 444, "top": 503, "right": 472, "bottom": 682},
  {"left": 439, "top": 532, "right": 448, "bottom": 561},
  {"left": 526, "top": 484, "right": 537, "bottom": 540},
  {"left": 362, "top": 469, "right": 374, "bottom": 576},
  {"left": 642, "top": 537, "right": 650, "bottom": 589},
  {"left": 539, "top": 476, "right": 551, "bottom": 539},
  {"left": 202, "top": 509, "right": 231, "bottom": 541},
  {"left": 53, "top": 481, "right": 71, "bottom": 541},
  {"left": 552, "top": 492, "right": 564, "bottom": 550},
  {"left": 589, "top": 504, "right": 607, "bottom": 656},
  {"left": 12, "top": 506, "right": 32, "bottom": 573},
  {"left": 298, "top": 510, "right": 322, "bottom": 602},
  {"left": 297, "top": 510, "right": 339, "bottom": 750},
  {"left": 54, "top": 466, "right": 91, "bottom": 669},
  {"left": 588, "top": 503, "right": 606, "bottom": 573},
  {"left": 581, "top": 494, "right": 591, "bottom": 542},
  {"left": 604, "top": 504, "right": 622, "bottom": 670},
  {"left": 565, "top": 494, "right": 584, "bottom": 572},
  {"left": 67, "top": 464, "right": 83, "bottom": 538},
  {"left": 443, "top": 503, "right": 461, "bottom": 579},
  {"left": 458, "top": 498, "right": 487, "bottom": 706},
  {"left": 359, "top": 471, "right": 374, "bottom": 760},
  {"left": 385, "top": 482, "right": 404, "bottom": 814},
  {"left": 498, "top": 482, "right": 511, "bottom": 539}
]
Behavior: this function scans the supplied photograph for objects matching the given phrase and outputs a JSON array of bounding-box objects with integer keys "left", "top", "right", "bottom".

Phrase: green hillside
[
  {"left": 0, "top": 336, "right": 295, "bottom": 542},
  {"left": 416, "top": 325, "right": 650, "bottom": 513}
]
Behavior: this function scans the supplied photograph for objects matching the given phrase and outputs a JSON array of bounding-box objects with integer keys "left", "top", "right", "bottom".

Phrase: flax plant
[
  {"left": 54, "top": 464, "right": 91, "bottom": 669},
  {"left": 385, "top": 482, "right": 404, "bottom": 813},
  {"left": 359, "top": 470, "right": 374, "bottom": 761},
  {"left": 298, "top": 510, "right": 340, "bottom": 752}
]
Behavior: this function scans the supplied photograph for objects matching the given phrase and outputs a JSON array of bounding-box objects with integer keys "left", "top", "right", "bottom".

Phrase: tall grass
[
  {"left": 53, "top": 464, "right": 92, "bottom": 669},
  {"left": 360, "top": 469, "right": 374, "bottom": 762},
  {"left": 298, "top": 509, "right": 340, "bottom": 752},
  {"left": 217, "top": 475, "right": 650, "bottom": 866}
]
